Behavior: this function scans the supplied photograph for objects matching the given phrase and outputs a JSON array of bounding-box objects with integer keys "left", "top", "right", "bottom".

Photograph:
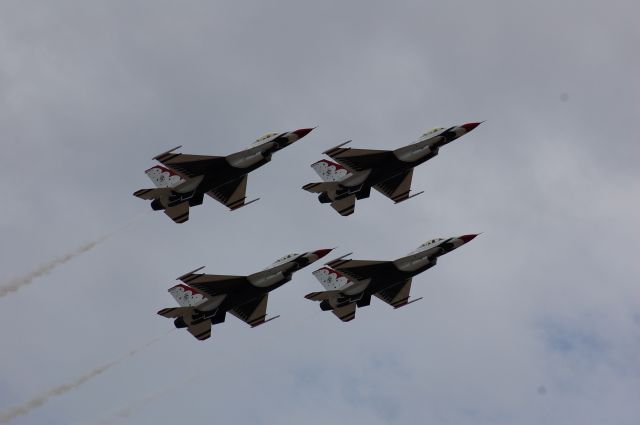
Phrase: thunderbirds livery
[
  {"left": 303, "top": 122, "right": 481, "bottom": 216},
  {"left": 158, "top": 249, "right": 332, "bottom": 340},
  {"left": 134, "top": 128, "right": 314, "bottom": 223},
  {"left": 305, "top": 235, "right": 478, "bottom": 321}
]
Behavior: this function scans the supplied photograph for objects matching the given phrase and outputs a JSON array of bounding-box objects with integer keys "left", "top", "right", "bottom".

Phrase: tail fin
[
  {"left": 312, "top": 267, "right": 354, "bottom": 290},
  {"left": 311, "top": 159, "right": 352, "bottom": 182},
  {"left": 168, "top": 284, "right": 208, "bottom": 307},
  {"left": 145, "top": 165, "right": 185, "bottom": 188}
]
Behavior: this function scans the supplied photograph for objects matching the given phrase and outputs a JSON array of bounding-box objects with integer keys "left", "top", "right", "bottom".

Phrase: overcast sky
[{"left": 1, "top": 0, "right": 639, "bottom": 424}]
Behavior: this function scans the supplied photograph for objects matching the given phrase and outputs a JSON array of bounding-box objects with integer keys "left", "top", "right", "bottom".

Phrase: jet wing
[
  {"left": 374, "top": 278, "right": 415, "bottom": 309},
  {"left": 229, "top": 294, "right": 274, "bottom": 327},
  {"left": 324, "top": 145, "right": 396, "bottom": 172},
  {"left": 206, "top": 175, "right": 255, "bottom": 210},
  {"left": 178, "top": 270, "right": 253, "bottom": 296},
  {"left": 373, "top": 169, "right": 414, "bottom": 203},
  {"left": 154, "top": 149, "right": 226, "bottom": 178}
]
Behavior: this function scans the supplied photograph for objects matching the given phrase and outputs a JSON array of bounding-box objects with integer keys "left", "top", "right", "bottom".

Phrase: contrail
[
  {"left": 0, "top": 330, "right": 170, "bottom": 424},
  {"left": 0, "top": 212, "right": 148, "bottom": 299},
  {"left": 95, "top": 312, "right": 324, "bottom": 423},
  {"left": 95, "top": 374, "right": 200, "bottom": 425}
]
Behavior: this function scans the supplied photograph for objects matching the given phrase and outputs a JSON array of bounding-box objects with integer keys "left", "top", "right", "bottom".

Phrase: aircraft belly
[
  {"left": 395, "top": 253, "right": 434, "bottom": 272},
  {"left": 220, "top": 290, "right": 264, "bottom": 312},
  {"left": 226, "top": 150, "right": 269, "bottom": 168},
  {"left": 342, "top": 280, "right": 370, "bottom": 296},
  {"left": 174, "top": 176, "right": 203, "bottom": 193},
  {"left": 342, "top": 170, "right": 371, "bottom": 187},
  {"left": 395, "top": 146, "right": 436, "bottom": 163},
  {"left": 367, "top": 274, "right": 413, "bottom": 294},
  {"left": 248, "top": 270, "right": 290, "bottom": 288}
]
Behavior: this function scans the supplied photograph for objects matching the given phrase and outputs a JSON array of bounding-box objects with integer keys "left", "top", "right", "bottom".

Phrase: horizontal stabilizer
[
  {"left": 133, "top": 187, "right": 171, "bottom": 200},
  {"left": 305, "top": 289, "right": 343, "bottom": 301},
  {"left": 332, "top": 303, "right": 356, "bottom": 322},
  {"left": 164, "top": 201, "right": 190, "bottom": 224},
  {"left": 157, "top": 306, "right": 193, "bottom": 319},
  {"left": 302, "top": 181, "right": 340, "bottom": 193},
  {"left": 187, "top": 321, "right": 212, "bottom": 341},
  {"left": 331, "top": 195, "right": 356, "bottom": 216}
]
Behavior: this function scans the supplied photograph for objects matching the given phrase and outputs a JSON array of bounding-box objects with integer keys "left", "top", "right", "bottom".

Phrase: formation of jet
[
  {"left": 305, "top": 234, "right": 478, "bottom": 321},
  {"left": 142, "top": 123, "right": 482, "bottom": 341},
  {"left": 158, "top": 249, "right": 332, "bottom": 340},
  {"left": 302, "top": 122, "right": 481, "bottom": 216},
  {"left": 134, "top": 128, "right": 314, "bottom": 223}
]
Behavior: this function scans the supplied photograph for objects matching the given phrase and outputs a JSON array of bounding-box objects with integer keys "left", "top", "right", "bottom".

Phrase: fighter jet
[
  {"left": 302, "top": 123, "right": 481, "bottom": 216},
  {"left": 305, "top": 235, "right": 478, "bottom": 321},
  {"left": 134, "top": 128, "right": 314, "bottom": 223},
  {"left": 158, "top": 248, "right": 333, "bottom": 340}
]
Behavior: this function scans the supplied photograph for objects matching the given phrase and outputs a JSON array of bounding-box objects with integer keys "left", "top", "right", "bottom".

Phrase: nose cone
[
  {"left": 461, "top": 122, "right": 482, "bottom": 133},
  {"left": 292, "top": 128, "right": 314, "bottom": 139},
  {"left": 313, "top": 248, "right": 333, "bottom": 259},
  {"left": 459, "top": 234, "right": 479, "bottom": 243}
]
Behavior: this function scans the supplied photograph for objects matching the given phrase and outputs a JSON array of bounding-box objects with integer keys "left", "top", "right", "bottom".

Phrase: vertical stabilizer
[
  {"left": 311, "top": 159, "right": 352, "bottom": 182},
  {"left": 168, "top": 284, "right": 208, "bottom": 307},
  {"left": 145, "top": 166, "right": 185, "bottom": 188},
  {"left": 312, "top": 267, "right": 353, "bottom": 290}
]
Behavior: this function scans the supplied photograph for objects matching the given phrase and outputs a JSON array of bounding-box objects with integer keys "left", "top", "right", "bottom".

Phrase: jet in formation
[
  {"left": 134, "top": 128, "right": 314, "bottom": 223},
  {"left": 305, "top": 234, "right": 478, "bottom": 321},
  {"left": 302, "top": 122, "right": 481, "bottom": 216},
  {"left": 158, "top": 249, "right": 333, "bottom": 340}
]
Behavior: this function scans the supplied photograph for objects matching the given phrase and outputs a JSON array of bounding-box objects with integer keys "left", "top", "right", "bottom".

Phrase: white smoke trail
[
  {"left": 0, "top": 212, "right": 148, "bottom": 299},
  {"left": 95, "top": 374, "right": 200, "bottom": 425},
  {"left": 95, "top": 311, "right": 324, "bottom": 424},
  {"left": 0, "top": 238, "right": 107, "bottom": 298},
  {"left": 0, "top": 331, "right": 170, "bottom": 424}
]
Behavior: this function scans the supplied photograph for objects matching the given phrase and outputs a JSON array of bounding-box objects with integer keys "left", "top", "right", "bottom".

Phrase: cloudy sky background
[{"left": 1, "top": 0, "right": 639, "bottom": 424}]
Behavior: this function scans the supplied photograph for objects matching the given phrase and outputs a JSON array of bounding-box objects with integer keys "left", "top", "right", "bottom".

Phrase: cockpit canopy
[
  {"left": 409, "top": 238, "right": 444, "bottom": 254},
  {"left": 264, "top": 252, "right": 300, "bottom": 270},
  {"left": 252, "top": 132, "right": 280, "bottom": 146},
  {"left": 421, "top": 127, "right": 445, "bottom": 138}
]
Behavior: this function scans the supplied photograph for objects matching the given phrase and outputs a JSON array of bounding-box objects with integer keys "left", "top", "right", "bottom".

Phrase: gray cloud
[{"left": 0, "top": 1, "right": 638, "bottom": 424}]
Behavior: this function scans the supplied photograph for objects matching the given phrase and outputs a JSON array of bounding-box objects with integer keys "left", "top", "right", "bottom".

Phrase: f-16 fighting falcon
[
  {"left": 158, "top": 249, "right": 333, "bottom": 340},
  {"left": 305, "top": 235, "right": 478, "bottom": 322},
  {"left": 134, "top": 128, "right": 314, "bottom": 223},
  {"left": 302, "top": 123, "right": 481, "bottom": 216}
]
